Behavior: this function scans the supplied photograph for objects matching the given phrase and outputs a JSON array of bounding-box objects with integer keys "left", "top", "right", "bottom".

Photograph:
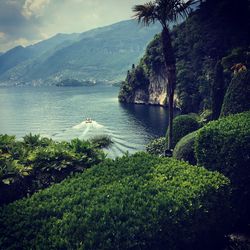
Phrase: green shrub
[
  {"left": 220, "top": 70, "right": 250, "bottom": 117},
  {"left": 199, "top": 109, "right": 213, "bottom": 125},
  {"left": 166, "top": 114, "right": 200, "bottom": 148},
  {"left": 0, "top": 134, "right": 16, "bottom": 154},
  {"left": 0, "top": 153, "right": 230, "bottom": 250},
  {"left": 22, "top": 133, "right": 41, "bottom": 148},
  {"left": 146, "top": 137, "right": 167, "bottom": 155},
  {"left": 173, "top": 131, "right": 198, "bottom": 165},
  {"left": 195, "top": 111, "right": 250, "bottom": 229},
  {"left": 90, "top": 135, "right": 113, "bottom": 149},
  {"left": 0, "top": 135, "right": 106, "bottom": 205}
]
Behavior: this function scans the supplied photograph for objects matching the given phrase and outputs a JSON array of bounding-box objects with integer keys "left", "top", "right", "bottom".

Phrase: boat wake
[
  {"left": 73, "top": 120, "right": 104, "bottom": 129},
  {"left": 50, "top": 120, "right": 143, "bottom": 159}
]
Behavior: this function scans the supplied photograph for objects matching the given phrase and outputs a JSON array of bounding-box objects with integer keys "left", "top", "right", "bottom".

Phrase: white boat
[{"left": 85, "top": 118, "right": 92, "bottom": 123}]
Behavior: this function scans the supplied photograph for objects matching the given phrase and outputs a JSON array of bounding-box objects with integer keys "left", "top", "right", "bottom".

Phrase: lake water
[{"left": 0, "top": 85, "right": 169, "bottom": 158}]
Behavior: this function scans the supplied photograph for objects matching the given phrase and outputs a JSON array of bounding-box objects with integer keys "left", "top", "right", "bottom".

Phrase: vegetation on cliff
[{"left": 119, "top": 0, "right": 250, "bottom": 115}]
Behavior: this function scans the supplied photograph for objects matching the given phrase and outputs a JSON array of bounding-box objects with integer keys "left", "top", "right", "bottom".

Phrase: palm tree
[{"left": 133, "top": 0, "right": 195, "bottom": 151}]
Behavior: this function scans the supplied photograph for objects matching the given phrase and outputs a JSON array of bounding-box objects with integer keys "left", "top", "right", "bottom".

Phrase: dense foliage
[
  {"left": 166, "top": 114, "right": 200, "bottom": 148},
  {"left": 173, "top": 131, "right": 198, "bottom": 165},
  {"left": 0, "top": 152, "right": 230, "bottom": 250},
  {"left": 119, "top": 34, "right": 164, "bottom": 104},
  {"left": 119, "top": 0, "right": 250, "bottom": 113},
  {"left": 146, "top": 137, "right": 167, "bottom": 156},
  {"left": 118, "top": 63, "right": 150, "bottom": 102},
  {"left": 0, "top": 134, "right": 105, "bottom": 205},
  {"left": 220, "top": 70, "right": 250, "bottom": 117},
  {"left": 90, "top": 135, "right": 113, "bottom": 149},
  {"left": 195, "top": 111, "right": 250, "bottom": 229}
]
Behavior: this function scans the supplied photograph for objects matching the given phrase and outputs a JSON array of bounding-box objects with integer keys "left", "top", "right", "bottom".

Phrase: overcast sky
[{"left": 0, "top": 0, "right": 146, "bottom": 52}]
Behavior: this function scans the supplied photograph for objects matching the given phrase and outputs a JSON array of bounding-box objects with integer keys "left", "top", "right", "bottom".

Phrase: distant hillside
[
  {"left": 0, "top": 20, "right": 161, "bottom": 86},
  {"left": 0, "top": 34, "right": 80, "bottom": 76}
]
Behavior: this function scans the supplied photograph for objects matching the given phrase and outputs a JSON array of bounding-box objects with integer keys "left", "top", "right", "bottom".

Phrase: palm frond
[
  {"left": 133, "top": 2, "right": 156, "bottom": 26},
  {"left": 155, "top": 0, "right": 195, "bottom": 23}
]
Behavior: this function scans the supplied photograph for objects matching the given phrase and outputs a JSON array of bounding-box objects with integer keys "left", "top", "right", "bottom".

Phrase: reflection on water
[{"left": 120, "top": 103, "right": 170, "bottom": 137}]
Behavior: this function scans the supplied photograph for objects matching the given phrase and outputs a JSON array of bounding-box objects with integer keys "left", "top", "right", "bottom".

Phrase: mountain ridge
[{"left": 0, "top": 20, "right": 161, "bottom": 86}]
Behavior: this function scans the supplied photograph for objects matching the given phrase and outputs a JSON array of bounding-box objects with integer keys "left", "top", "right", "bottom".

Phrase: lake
[{"left": 0, "top": 85, "right": 169, "bottom": 158}]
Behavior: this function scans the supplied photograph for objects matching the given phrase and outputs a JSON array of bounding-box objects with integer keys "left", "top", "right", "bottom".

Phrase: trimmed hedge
[
  {"left": 173, "top": 131, "right": 198, "bottom": 165},
  {"left": 0, "top": 153, "right": 230, "bottom": 250},
  {"left": 220, "top": 70, "right": 250, "bottom": 117},
  {"left": 146, "top": 137, "right": 167, "bottom": 156},
  {"left": 195, "top": 111, "right": 250, "bottom": 229},
  {"left": 166, "top": 114, "right": 200, "bottom": 148}
]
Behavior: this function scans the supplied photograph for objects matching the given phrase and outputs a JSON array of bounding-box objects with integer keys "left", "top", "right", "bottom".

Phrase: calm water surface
[{"left": 0, "top": 85, "right": 169, "bottom": 157}]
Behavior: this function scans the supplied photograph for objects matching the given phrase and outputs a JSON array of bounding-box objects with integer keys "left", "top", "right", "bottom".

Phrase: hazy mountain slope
[
  {"left": 0, "top": 34, "right": 81, "bottom": 78},
  {"left": 0, "top": 20, "right": 161, "bottom": 86},
  {"left": 0, "top": 46, "right": 34, "bottom": 75}
]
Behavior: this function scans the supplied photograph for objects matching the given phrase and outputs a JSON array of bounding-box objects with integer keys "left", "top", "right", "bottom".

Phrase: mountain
[
  {"left": 0, "top": 20, "right": 161, "bottom": 86},
  {"left": 0, "top": 34, "right": 81, "bottom": 76}
]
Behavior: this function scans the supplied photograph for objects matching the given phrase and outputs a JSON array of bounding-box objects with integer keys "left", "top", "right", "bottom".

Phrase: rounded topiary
[
  {"left": 173, "top": 131, "right": 198, "bottom": 165},
  {"left": 195, "top": 111, "right": 250, "bottom": 230},
  {"left": 146, "top": 137, "right": 167, "bottom": 155},
  {"left": 220, "top": 70, "right": 250, "bottom": 117},
  {"left": 166, "top": 114, "right": 200, "bottom": 148}
]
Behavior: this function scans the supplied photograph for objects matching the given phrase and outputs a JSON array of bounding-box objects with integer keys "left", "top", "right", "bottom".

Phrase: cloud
[
  {"left": 22, "top": 0, "right": 50, "bottom": 18},
  {"left": 0, "top": 0, "right": 146, "bottom": 52}
]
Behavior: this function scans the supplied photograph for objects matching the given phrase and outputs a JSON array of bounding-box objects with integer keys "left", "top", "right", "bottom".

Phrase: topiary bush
[
  {"left": 146, "top": 137, "right": 167, "bottom": 155},
  {"left": 220, "top": 70, "right": 250, "bottom": 117},
  {"left": 195, "top": 111, "right": 250, "bottom": 230},
  {"left": 173, "top": 131, "right": 198, "bottom": 165},
  {"left": 166, "top": 114, "right": 200, "bottom": 148},
  {"left": 0, "top": 152, "right": 230, "bottom": 250}
]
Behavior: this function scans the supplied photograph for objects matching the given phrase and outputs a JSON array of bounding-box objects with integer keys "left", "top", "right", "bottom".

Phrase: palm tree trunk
[{"left": 161, "top": 26, "right": 176, "bottom": 151}]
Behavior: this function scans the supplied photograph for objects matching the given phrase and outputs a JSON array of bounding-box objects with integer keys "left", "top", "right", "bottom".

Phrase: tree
[
  {"left": 211, "top": 60, "right": 225, "bottom": 120},
  {"left": 133, "top": 0, "right": 195, "bottom": 150}
]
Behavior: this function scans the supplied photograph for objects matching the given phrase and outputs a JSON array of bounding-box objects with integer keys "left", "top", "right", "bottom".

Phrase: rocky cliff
[
  {"left": 119, "top": 0, "right": 250, "bottom": 113},
  {"left": 132, "top": 74, "right": 167, "bottom": 105},
  {"left": 118, "top": 34, "right": 169, "bottom": 106}
]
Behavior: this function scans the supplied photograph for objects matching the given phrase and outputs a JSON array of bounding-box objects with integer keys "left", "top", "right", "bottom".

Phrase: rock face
[
  {"left": 118, "top": 33, "right": 169, "bottom": 107},
  {"left": 119, "top": 69, "right": 167, "bottom": 106},
  {"left": 148, "top": 73, "right": 167, "bottom": 105}
]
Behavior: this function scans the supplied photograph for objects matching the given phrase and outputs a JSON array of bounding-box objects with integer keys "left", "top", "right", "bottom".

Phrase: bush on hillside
[
  {"left": 166, "top": 114, "right": 200, "bottom": 148},
  {"left": 220, "top": 70, "right": 250, "bottom": 117},
  {"left": 0, "top": 152, "right": 230, "bottom": 250},
  {"left": 0, "top": 134, "right": 105, "bottom": 205},
  {"left": 195, "top": 111, "right": 250, "bottom": 229},
  {"left": 173, "top": 131, "right": 198, "bottom": 165},
  {"left": 146, "top": 137, "right": 167, "bottom": 156}
]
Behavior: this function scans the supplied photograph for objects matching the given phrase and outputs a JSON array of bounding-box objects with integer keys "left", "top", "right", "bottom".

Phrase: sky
[{"left": 0, "top": 0, "right": 146, "bottom": 52}]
